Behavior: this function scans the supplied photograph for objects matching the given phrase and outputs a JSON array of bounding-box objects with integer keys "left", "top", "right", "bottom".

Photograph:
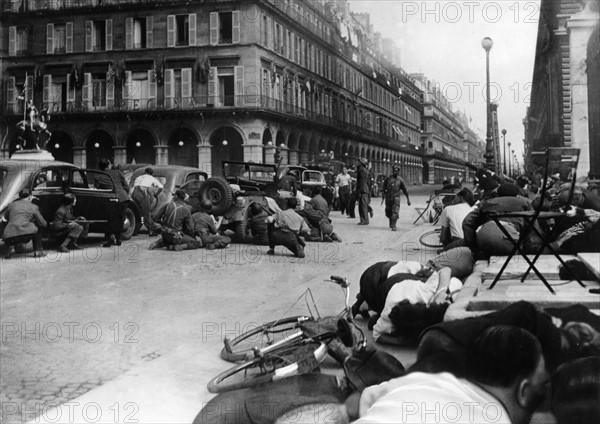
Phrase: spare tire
[{"left": 199, "top": 177, "right": 234, "bottom": 215}]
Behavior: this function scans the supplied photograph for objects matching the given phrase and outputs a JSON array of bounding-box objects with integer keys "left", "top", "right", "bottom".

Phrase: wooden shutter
[
  {"left": 146, "top": 17, "right": 153, "bottom": 48},
  {"left": 9, "top": 26, "right": 16, "bottom": 56},
  {"left": 182, "top": 67, "right": 192, "bottom": 107},
  {"left": 208, "top": 67, "right": 218, "bottom": 105},
  {"left": 266, "top": 17, "right": 272, "bottom": 50},
  {"left": 209, "top": 12, "right": 218, "bottom": 45},
  {"left": 125, "top": 18, "right": 133, "bottom": 50},
  {"left": 7, "top": 77, "right": 16, "bottom": 113},
  {"left": 167, "top": 15, "right": 175, "bottom": 47},
  {"left": 47, "top": 23, "right": 54, "bottom": 54},
  {"left": 85, "top": 21, "right": 92, "bottom": 52},
  {"left": 43, "top": 75, "right": 52, "bottom": 109},
  {"left": 232, "top": 10, "right": 240, "bottom": 44},
  {"left": 107, "top": 72, "right": 114, "bottom": 110},
  {"left": 188, "top": 13, "right": 196, "bottom": 46},
  {"left": 66, "top": 73, "right": 75, "bottom": 102},
  {"left": 234, "top": 66, "right": 244, "bottom": 106},
  {"left": 290, "top": 33, "right": 295, "bottom": 62},
  {"left": 147, "top": 70, "right": 156, "bottom": 105},
  {"left": 123, "top": 71, "right": 132, "bottom": 101},
  {"left": 83, "top": 73, "right": 92, "bottom": 109},
  {"left": 164, "top": 68, "right": 174, "bottom": 108},
  {"left": 105, "top": 19, "right": 113, "bottom": 51},
  {"left": 66, "top": 22, "right": 73, "bottom": 53}
]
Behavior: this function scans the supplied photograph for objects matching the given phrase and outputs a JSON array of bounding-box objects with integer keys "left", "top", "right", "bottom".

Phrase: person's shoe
[
  {"left": 167, "top": 245, "right": 174, "bottom": 251},
  {"left": 369, "top": 210, "right": 374, "bottom": 218},
  {"left": 323, "top": 234, "right": 333, "bottom": 242},
  {"left": 148, "top": 240, "right": 161, "bottom": 250},
  {"left": 266, "top": 249, "right": 275, "bottom": 255},
  {"left": 331, "top": 233, "right": 342, "bottom": 242},
  {"left": 173, "top": 244, "right": 186, "bottom": 252},
  {"left": 115, "top": 241, "right": 122, "bottom": 247},
  {"left": 102, "top": 240, "right": 114, "bottom": 248},
  {"left": 4, "top": 246, "right": 15, "bottom": 259},
  {"left": 57, "top": 246, "right": 69, "bottom": 253},
  {"left": 33, "top": 251, "right": 46, "bottom": 258},
  {"left": 358, "top": 222, "right": 368, "bottom": 225},
  {"left": 296, "top": 245, "right": 305, "bottom": 258},
  {"left": 70, "top": 243, "right": 83, "bottom": 250},
  {"left": 206, "top": 244, "right": 215, "bottom": 250},
  {"left": 391, "top": 227, "right": 397, "bottom": 232},
  {"left": 347, "top": 216, "right": 354, "bottom": 219}
]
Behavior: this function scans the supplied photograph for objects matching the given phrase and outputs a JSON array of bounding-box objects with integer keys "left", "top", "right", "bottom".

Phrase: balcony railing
[
  {"left": 6, "top": 94, "right": 421, "bottom": 151},
  {"left": 2, "top": 0, "right": 168, "bottom": 13}
]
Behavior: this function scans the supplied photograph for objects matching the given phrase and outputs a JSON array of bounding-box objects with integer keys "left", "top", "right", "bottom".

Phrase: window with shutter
[
  {"left": 234, "top": 66, "right": 244, "bottom": 106},
  {"left": 106, "top": 19, "right": 113, "bottom": 51},
  {"left": 148, "top": 70, "right": 157, "bottom": 108},
  {"left": 146, "top": 17, "right": 153, "bottom": 48},
  {"left": 164, "top": 69, "right": 175, "bottom": 108},
  {"left": 208, "top": 67, "right": 218, "bottom": 105},
  {"left": 232, "top": 11, "right": 240, "bottom": 44},
  {"left": 209, "top": 13, "right": 218, "bottom": 46},
  {"left": 181, "top": 68, "right": 192, "bottom": 107},
  {"left": 167, "top": 15, "right": 176, "bottom": 47},
  {"left": 7, "top": 77, "right": 16, "bottom": 114},
  {"left": 66, "top": 22, "right": 73, "bottom": 53},
  {"left": 43, "top": 75, "right": 52, "bottom": 109},
  {"left": 126, "top": 18, "right": 133, "bottom": 50},
  {"left": 9, "top": 26, "right": 16, "bottom": 56},
  {"left": 85, "top": 21, "right": 93, "bottom": 52},
  {"left": 83, "top": 73, "right": 92, "bottom": 109}
]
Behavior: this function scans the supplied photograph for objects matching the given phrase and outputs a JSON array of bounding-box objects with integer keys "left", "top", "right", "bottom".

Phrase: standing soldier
[{"left": 383, "top": 165, "right": 411, "bottom": 231}]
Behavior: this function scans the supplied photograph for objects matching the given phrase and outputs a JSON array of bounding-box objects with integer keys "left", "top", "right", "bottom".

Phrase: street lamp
[
  {"left": 482, "top": 37, "right": 494, "bottom": 171},
  {"left": 501, "top": 129, "right": 507, "bottom": 175},
  {"left": 507, "top": 141, "right": 512, "bottom": 176},
  {"left": 512, "top": 149, "right": 516, "bottom": 176}
]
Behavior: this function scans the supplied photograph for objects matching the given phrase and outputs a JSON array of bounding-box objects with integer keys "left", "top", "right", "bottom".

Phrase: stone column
[
  {"left": 567, "top": 1, "right": 599, "bottom": 180},
  {"left": 263, "top": 145, "right": 275, "bottom": 164},
  {"left": 197, "top": 145, "right": 212, "bottom": 175},
  {"left": 113, "top": 146, "right": 127, "bottom": 166},
  {"left": 278, "top": 147, "right": 289, "bottom": 164},
  {"left": 73, "top": 147, "right": 86, "bottom": 168},
  {"left": 155, "top": 145, "right": 169, "bottom": 165},
  {"left": 243, "top": 143, "right": 263, "bottom": 163},
  {"left": 289, "top": 149, "right": 300, "bottom": 165}
]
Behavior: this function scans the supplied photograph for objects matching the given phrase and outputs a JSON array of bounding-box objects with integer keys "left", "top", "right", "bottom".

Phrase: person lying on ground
[{"left": 353, "top": 325, "right": 550, "bottom": 424}]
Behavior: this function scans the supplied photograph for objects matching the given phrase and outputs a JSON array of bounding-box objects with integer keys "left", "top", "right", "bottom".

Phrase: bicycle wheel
[
  {"left": 208, "top": 342, "right": 328, "bottom": 393},
  {"left": 419, "top": 229, "right": 443, "bottom": 249},
  {"left": 221, "top": 316, "right": 311, "bottom": 362}
]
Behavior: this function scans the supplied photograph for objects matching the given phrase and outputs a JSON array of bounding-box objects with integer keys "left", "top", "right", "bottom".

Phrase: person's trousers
[
  {"left": 428, "top": 246, "right": 474, "bottom": 279},
  {"left": 358, "top": 192, "right": 369, "bottom": 224},
  {"left": 385, "top": 196, "right": 401, "bottom": 228},
  {"left": 132, "top": 187, "right": 156, "bottom": 234},
  {"left": 267, "top": 224, "right": 303, "bottom": 256},
  {"left": 106, "top": 201, "right": 128, "bottom": 243},
  {"left": 4, "top": 231, "right": 43, "bottom": 251},
  {"left": 347, "top": 192, "right": 357, "bottom": 218},
  {"left": 338, "top": 186, "right": 350, "bottom": 215},
  {"left": 199, "top": 233, "right": 231, "bottom": 249}
]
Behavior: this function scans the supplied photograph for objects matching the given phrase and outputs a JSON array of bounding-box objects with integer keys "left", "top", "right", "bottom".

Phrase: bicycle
[
  {"left": 419, "top": 228, "right": 443, "bottom": 249},
  {"left": 207, "top": 276, "right": 365, "bottom": 393},
  {"left": 413, "top": 189, "right": 457, "bottom": 225}
]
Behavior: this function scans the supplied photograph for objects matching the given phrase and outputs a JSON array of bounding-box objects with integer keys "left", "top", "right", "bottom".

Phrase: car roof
[{"left": 0, "top": 159, "right": 78, "bottom": 169}]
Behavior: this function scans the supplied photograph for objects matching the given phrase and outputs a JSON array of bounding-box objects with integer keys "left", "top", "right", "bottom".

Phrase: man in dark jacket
[
  {"left": 191, "top": 200, "right": 231, "bottom": 250},
  {"left": 94, "top": 159, "right": 130, "bottom": 247},
  {"left": 51, "top": 193, "right": 87, "bottom": 252},
  {"left": 2, "top": 189, "right": 47, "bottom": 259},
  {"left": 149, "top": 190, "right": 201, "bottom": 251},
  {"left": 383, "top": 166, "right": 411, "bottom": 231},
  {"left": 356, "top": 158, "right": 370, "bottom": 225}
]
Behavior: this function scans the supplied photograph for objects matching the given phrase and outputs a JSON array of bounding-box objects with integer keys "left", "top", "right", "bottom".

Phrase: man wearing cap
[
  {"left": 382, "top": 166, "right": 410, "bottom": 231},
  {"left": 51, "top": 193, "right": 88, "bottom": 252},
  {"left": 149, "top": 189, "right": 200, "bottom": 251},
  {"left": 2, "top": 189, "right": 47, "bottom": 259},
  {"left": 94, "top": 159, "right": 130, "bottom": 247},
  {"left": 131, "top": 167, "right": 163, "bottom": 236},
  {"left": 356, "top": 158, "right": 370, "bottom": 225},
  {"left": 191, "top": 200, "right": 231, "bottom": 249}
]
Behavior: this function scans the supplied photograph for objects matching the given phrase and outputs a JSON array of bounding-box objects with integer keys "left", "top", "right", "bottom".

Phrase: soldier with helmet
[{"left": 383, "top": 165, "right": 411, "bottom": 231}]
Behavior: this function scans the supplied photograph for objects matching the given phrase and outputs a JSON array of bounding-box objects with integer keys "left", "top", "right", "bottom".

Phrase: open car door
[{"left": 67, "top": 169, "right": 121, "bottom": 234}]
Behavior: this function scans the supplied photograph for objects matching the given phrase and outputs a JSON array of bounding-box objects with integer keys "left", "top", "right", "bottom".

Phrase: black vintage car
[{"left": 0, "top": 154, "right": 141, "bottom": 240}]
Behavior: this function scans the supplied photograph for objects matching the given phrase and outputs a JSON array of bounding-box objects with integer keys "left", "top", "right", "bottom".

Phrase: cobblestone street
[{"left": 1, "top": 187, "right": 436, "bottom": 423}]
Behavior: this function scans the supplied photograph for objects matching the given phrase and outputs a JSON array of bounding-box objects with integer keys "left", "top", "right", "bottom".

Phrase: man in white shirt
[
  {"left": 353, "top": 325, "right": 550, "bottom": 424},
  {"left": 132, "top": 167, "right": 164, "bottom": 236},
  {"left": 335, "top": 167, "right": 353, "bottom": 215},
  {"left": 439, "top": 188, "right": 475, "bottom": 249}
]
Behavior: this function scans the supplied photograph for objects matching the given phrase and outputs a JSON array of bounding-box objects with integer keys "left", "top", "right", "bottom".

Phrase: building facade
[
  {"left": 1, "top": 0, "right": 427, "bottom": 184},
  {"left": 525, "top": 0, "right": 599, "bottom": 181},
  {"left": 411, "top": 74, "right": 469, "bottom": 184}
]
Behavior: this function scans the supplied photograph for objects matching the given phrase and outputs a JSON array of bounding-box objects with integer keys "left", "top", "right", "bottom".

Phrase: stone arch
[
  {"left": 127, "top": 128, "right": 156, "bottom": 165},
  {"left": 46, "top": 130, "right": 75, "bottom": 163},
  {"left": 210, "top": 125, "right": 244, "bottom": 172},
  {"left": 168, "top": 127, "right": 199, "bottom": 167},
  {"left": 86, "top": 129, "right": 114, "bottom": 168}
]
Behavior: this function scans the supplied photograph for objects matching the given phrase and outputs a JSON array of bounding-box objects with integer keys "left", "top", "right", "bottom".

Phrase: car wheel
[
  {"left": 199, "top": 177, "right": 234, "bottom": 215},
  {"left": 122, "top": 207, "right": 137, "bottom": 240},
  {"left": 234, "top": 209, "right": 250, "bottom": 243}
]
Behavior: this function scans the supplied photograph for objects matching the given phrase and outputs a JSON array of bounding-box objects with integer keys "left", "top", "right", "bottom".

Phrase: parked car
[
  {"left": 0, "top": 157, "right": 141, "bottom": 241},
  {"left": 126, "top": 165, "right": 209, "bottom": 227}
]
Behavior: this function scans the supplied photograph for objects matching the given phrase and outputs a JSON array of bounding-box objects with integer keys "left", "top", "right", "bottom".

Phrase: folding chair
[{"left": 488, "top": 147, "right": 586, "bottom": 294}]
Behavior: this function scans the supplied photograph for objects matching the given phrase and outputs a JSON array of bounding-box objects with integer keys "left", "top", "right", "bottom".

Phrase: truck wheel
[
  {"left": 199, "top": 177, "right": 234, "bottom": 215},
  {"left": 234, "top": 210, "right": 250, "bottom": 243},
  {"left": 121, "top": 207, "right": 137, "bottom": 240}
]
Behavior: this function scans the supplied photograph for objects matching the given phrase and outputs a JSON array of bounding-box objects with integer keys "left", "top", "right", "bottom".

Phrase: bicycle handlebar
[{"left": 328, "top": 276, "right": 349, "bottom": 288}]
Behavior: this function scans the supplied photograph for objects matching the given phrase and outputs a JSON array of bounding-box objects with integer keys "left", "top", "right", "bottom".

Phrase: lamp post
[
  {"left": 511, "top": 149, "right": 515, "bottom": 176},
  {"left": 507, "top": 141, "right": 512, "bottom": 176},
  {"left": 502, "top": 129, "right": 507, "bottom": 175},
  {"left": 482, "top": 37, "right": 494, "bottom": 171}
]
